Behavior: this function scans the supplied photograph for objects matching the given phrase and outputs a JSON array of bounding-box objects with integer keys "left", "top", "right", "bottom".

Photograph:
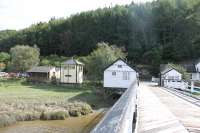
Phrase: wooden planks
[{"left": 137, "top": 83, "right": 189, "bottom": 133}]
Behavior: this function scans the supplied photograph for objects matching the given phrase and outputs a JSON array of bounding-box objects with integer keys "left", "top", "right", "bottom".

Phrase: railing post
[{"left": 191, "top": 80, "right": 194, "bottom": 93}]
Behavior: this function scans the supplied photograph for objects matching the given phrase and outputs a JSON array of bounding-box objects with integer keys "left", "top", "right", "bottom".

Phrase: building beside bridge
[
  {"left": 182, "top": 60, "right": 200, "bottom": 81},
  {"left": 60, "top": 58, "right": 84, "bottom": 84},
  {"left": 27, "top": 58, "right": 84, "bottom": 84},
  {"left": 160, "top": 64, "right": 188, "bottom": 90},
  {"left": 27, "top": 66, "right": 60, "bottom": 82},
  {"left": 103, "top": 58, "right": 137, "bottom": 89}
]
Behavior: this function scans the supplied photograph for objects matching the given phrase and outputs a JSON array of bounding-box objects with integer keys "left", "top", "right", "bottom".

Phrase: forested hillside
[{"left": 0, "top": 0, "right": 199, "bottom": 66}]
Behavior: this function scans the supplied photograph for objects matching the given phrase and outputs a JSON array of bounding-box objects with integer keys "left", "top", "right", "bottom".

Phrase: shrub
[
  {"left": 40, "top": 111, "right": 69, "bottom": 120},
  {"left": 69, "top": 109, "right": 82, "bottom": 117},
  {"left": 68, "top": 103, "right": 92, "bottom": 116},
  {"left": 51, "top": 75, "right": 57, "bottom": 84},
  {"left": 81, "top": 104, "right": 93, "bottom": 115},
  {"left": 0, "top": 114, "right": 16, "bottom": 128},
  {"left": 14, "top": 112, "right": 40, "bottom": 121}
]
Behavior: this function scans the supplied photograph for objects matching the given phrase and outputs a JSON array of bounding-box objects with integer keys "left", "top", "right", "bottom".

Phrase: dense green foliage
[
  {"left": 82, "top": 42, "right": 126, "bottom": 81},
  {"left": 9, "top": 45, "right": 40, "bottom": 72},
  {"left": 0, "top": 0, "right": 199, "bottom": 71},
  {"left": 0, "top": 52, "right": 10, "bottom": 63},
  {"left": 0, "top": 52, "right": 10, "bottom": 71},
  {"left": 40, "top": 55, "right": 68, "bottom": 67}
]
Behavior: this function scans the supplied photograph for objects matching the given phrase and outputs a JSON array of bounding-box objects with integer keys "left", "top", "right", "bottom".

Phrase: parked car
[
  {"left": 17, "top": 72, "right": 29, "bottom": 78},
  {"left": 0, "top": 72, "right": 8, "bottom": 77},
  {"left": 8, "top": 73, "right": 17, "bottom": 78}
]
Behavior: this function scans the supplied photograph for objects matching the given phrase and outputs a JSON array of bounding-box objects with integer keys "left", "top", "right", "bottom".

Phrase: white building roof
[
  {"left": 62, "top": 58, "right": 83, "bottom": 65},
  {"left": 27, "top": 66, "right": 55, "bottom": 73},
  {"left": 104, "top": 58, "right": 136, "bottom": 72},
  {"left": 161, "top": 67, "right": 182, "bottom": 75}
]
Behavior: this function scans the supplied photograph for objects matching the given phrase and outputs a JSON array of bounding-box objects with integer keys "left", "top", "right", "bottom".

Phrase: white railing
[
  {"left": 164, "top": 80, "right": 188, "bottom": 90},
  {"left": 91, "top": 80, "right": 138, "bottom": 133}
]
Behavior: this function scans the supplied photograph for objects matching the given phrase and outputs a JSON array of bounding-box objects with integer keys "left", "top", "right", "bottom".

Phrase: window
[
  {"left": 112, "top": 71, "right": 116, "bottom": 76},
  {"left": 65, "top": 75, "right": 72, "bottom": 77},
  {"left": 123, "top": 72, "right": 130, "bottom": 80},
  {"left": 118, "top": 65, "right": 122, "bottom": 68}
]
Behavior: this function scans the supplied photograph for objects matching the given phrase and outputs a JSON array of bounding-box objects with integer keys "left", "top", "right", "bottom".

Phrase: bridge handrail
[{"left": 91, "top": 80, "right": 138, "bottom": 133}]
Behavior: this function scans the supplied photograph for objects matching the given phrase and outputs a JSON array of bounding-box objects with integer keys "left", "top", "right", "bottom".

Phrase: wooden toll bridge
[{"left": 91, "top": 81, "right": 200, "bottom": 133}]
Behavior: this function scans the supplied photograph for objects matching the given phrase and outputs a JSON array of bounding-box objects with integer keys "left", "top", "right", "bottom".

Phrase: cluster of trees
[
  {"left": 0, "top": 43, "right": 125, "bottom": 82},
  {"left": 0, "top": 52, "right": 10, "bottom": 70},
  {"left": 0, "top": 0, "right": 199, "bottom": 75},
  {"left": 81, "top": 42, "right": 126, "bottom": 81},
  {"left": 0, "top": 45, "right": 40, "bottom": 72}
]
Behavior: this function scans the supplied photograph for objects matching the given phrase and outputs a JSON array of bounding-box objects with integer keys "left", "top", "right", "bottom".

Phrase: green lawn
[
  {"left": 0, "top": 79, "right": 112, "bottom": 110},
  {"left": 0, "top": 78, "right": 115, "bottom": 127}
]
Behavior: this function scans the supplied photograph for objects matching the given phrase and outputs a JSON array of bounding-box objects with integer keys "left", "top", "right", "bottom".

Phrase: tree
[
  {"left": 40, "top": 59, "right": 50, "bottom": 66},
  {"left": 0, "top": 52, "right": 10, "bottom": 63},
  {"left": 0, "top": 0, "right": 199, "bottom": 76},
  {"left": 10, "top": 45, "right": 40, "bottom": 72},
  {"left": 83, "top": 42, "right": 126, "bottom": 81}
]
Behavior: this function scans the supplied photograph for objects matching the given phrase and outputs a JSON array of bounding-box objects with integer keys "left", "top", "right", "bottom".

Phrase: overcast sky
[{"left": 0, "top": 0, "right": 153, "bottom": 30}]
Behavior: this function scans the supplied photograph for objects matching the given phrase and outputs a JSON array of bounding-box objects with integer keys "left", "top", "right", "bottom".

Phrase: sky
[{"left": 0, "top": 0, "right": 153, "bottom": 30}]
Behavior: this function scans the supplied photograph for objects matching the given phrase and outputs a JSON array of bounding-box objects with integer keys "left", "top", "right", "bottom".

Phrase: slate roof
[
  {"left": 182, "top": 64, "right": 196, "bottom": 73},
  {"left": 160, "top": 64, "right": 176, "bottom": 74},
  {"left": 62, "top": 58, "right": 84, "bottom": 65},
  {"left": 27, "top": 66, "right": 54, "bottom": 73},
  {"left": 160, "top": 64, "right": 182, "bottom": 75},
  {"left": 194, "top": 59, "right": 200, "bottom": 65},
  {"left": 160, "top": 64, "right": 171, "bottom": 74}
]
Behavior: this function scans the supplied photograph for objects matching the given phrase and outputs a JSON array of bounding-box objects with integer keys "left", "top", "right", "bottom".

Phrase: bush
[
  {"left": 82, "top": 42, "right": 126, "bottom": 81},
  {"left": 40, "top": 111, "right": 69, "bottom": 120},
  {"left": 81, "top": 104, "right": 93, "bottom": 115},
  {"left": 0, "top": 114, "right": 16, "bottom": 128},
  {"left": 51, "top": 75, "right": 57, "bottom": 84},
  {"left": 69, "top": 109, "right": 82, "bottom": 117},
  {"left": 68, "top": 103, "right": 92, "bottom": 116},
  {"left": 14, "top": 112, "right": 40, "bottom": 121}
]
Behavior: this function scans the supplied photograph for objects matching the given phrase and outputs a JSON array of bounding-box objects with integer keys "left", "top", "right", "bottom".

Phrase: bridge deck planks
[
  {"left": 150, "top": 85, "right": 200, "bottom": 133},
  {"left": 137, "top": 83, "right": 189, "bottom": 133}
]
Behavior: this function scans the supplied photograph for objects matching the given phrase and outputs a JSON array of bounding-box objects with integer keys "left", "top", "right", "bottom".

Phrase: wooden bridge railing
[{"left": 91, "top": 80, "right": 138, "bottom": 133}]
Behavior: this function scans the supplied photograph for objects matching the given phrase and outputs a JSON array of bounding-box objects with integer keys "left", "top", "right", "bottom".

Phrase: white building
[
  {"left": 160, "top": 66, "right": 187, "bottom": 89},
  {"left": 60, "top": 58, "right": 84, "bottom": 84},
  {"left": 183, "top": 61, "right": 200, "bottom": 81},
  {"left": 103, "top": 58, "right": 137, "bottom": 89}
]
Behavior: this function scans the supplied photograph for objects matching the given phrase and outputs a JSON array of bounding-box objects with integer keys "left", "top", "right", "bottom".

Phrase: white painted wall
[
  {"left": 104, "top": 60, "right": 136, "bottom": 89},
  {"left": 55, "top": 70, "right": 60, "bottom": 80},
  {"left": 77, "top": 65, "right": 83, "bottom": 83},
  {"left": 192, "top": 73, "right": 200, "bottom": 81},
  {"left": 164, "top": 80, "right": 188, "bottom": 90},
  {"left": 196, "top": 62, "right": 200, "bottom": 72},
  {"left": 60, "top": 65, "right": 83, "bottom": 83}
]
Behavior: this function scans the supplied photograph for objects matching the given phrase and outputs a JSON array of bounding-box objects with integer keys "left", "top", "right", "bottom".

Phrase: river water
[{"left": 0, "top": 112, "right": 104, "bottom": 133}]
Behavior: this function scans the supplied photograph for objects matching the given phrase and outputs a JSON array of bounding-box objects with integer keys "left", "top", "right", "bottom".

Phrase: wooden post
[{"left": 191, "top": 80, "right": 194, "bottom": 93}]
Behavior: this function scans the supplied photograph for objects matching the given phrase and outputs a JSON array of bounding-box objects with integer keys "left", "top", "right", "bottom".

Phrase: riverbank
[
  {"left": 0, "top": 111, "right": 105, "bottom": 133},
  {"left": 0, "top": 79, "right": 114, "bottom": 128}
]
